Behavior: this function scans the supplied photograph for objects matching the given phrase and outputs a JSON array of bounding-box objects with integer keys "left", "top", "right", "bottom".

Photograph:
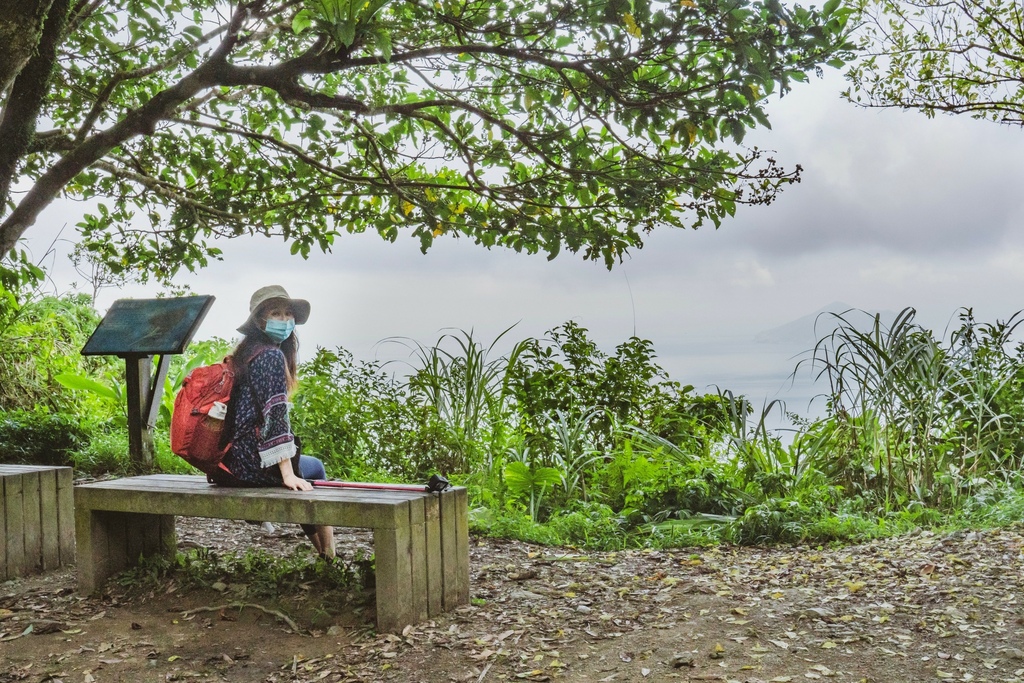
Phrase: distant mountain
[{"left": 755, "top": 302, "right": 898, "bottom": 346}]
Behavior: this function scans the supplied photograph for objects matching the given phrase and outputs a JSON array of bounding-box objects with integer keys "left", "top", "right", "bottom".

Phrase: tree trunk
[
  {"left": 0, "top": 0, "right": 68, "bottom": 250},
  {"left": 0, "top": 0, "right": 54, "bottom": 98}
]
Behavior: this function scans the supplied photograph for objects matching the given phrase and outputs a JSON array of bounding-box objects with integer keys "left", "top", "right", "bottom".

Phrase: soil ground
[{"left": 1, "top": 519, "right": 1023, "bottom": 683}]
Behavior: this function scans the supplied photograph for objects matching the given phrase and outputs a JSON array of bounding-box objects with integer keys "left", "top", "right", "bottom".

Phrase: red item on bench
[
  {"left": 309, "top": 474, "right": 451, "bottom": 493},
  {"left": 309, "top": 480, "right": 429, "bottom": 492}
]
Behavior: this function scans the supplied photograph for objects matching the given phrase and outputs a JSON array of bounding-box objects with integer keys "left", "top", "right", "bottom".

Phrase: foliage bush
[
  {"left": 291, "top": 347, "right": 459, "bottom": 479},
  {"left": 0, "top": 410, "right": 88, "bottom": 466},
  {"left": 69, "top": 429, "right": 131, "bottom": 475},
  {"left": 0, "top": 292, "right": 113, "bottom": 415},
  {"left": 803, "top": 307, "right": 1024, "bottom": 509},
  {"left": 10, "top": 291, "right": 1024, "bottom": 551}
]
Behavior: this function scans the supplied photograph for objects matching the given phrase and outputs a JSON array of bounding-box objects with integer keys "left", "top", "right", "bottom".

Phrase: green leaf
[
  {"left": 54, "top": 374, "right": 121, "bottom": 402},
  {"left": 532, "top": 466, "right": 564, "bottom": 488},
  {"left": 503, "top": 461, "right": 534, "bottom": 495},
  {"left": 337, "top": 21, "right": 356, "bottom": 47},
  {"left": 292, "top": 9, "right": 313, "bottom": 34}
]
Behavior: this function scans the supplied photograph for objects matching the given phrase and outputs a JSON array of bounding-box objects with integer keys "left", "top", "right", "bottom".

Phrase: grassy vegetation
[
  {"left": 4, "top": 290, "right": 1024, "bottom": 550},
  {"left": 113, "top": 545, "right": 369, "bottom": 628}
]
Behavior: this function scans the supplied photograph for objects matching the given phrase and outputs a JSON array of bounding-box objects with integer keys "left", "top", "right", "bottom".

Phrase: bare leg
[
  {"left": 316, "top": 525, "right": 336, "bottom": 558},
  {"left": 301, "top": 524, "right": 336, "bottom": 558}
]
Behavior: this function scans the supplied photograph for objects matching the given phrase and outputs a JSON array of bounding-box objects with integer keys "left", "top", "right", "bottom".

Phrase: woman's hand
[
  {"left": 278, "top": 457, "right": 312, "bottom": 491},
  {"left": 282, "top": 472, "right": 312, "bottom": 491}
]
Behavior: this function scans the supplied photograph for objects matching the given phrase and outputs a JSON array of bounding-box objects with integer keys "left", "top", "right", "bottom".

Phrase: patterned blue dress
[{"left": 220, "top": 348, "right": 297, "bottom": 486}]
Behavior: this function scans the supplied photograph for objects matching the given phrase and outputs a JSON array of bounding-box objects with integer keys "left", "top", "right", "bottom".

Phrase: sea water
[{"left": 657, "top": 334, "right": 831, "bottom": 444}]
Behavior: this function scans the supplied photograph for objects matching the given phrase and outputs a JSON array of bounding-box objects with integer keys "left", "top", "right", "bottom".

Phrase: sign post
[{"left": 82, "top": 296, "right": 215, "bottom": 469}]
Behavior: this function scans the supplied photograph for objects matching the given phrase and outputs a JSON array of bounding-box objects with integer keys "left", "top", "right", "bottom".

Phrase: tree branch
[
  {"left": 74, "top": 23, "right": 230, "bottom": 144},
  {"left": 0, "top": 1, "right": 252, "bottom": 257}
]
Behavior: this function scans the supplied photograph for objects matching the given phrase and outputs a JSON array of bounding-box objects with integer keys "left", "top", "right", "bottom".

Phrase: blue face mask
[{"left": 264, "top": 318, "right": 295, "bottom": 343}]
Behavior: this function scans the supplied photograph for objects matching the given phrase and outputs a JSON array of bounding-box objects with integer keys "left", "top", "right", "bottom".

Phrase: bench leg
[
  {"left": 375, "top": 496, "right": 455, "bottom": 630},
  {"left": 409, "top": 499, "right": 428, "bottom": 625},
  {"left": 439, "top": 488, "right": 470, "bottom": 610},
  {"left": 76, "top": 509, "right": 175, "bottom": 594},
  {"left": 455, "top": 487, "right": 469, "bottom": 606},
  {"left": 373, "top": 525, "right": 413, "bottom": 633},
  {"left": 56, "top": 468, "right": 75, "bottom": 567},
  {"left": 425, "top": 495, "right": 443, "bottom": 618},
  {"left": 39, "top": 470, "right": 60, "bottom": 571},
  {"left": 4, "top": 473, "right": 25, "bottom": 579}
]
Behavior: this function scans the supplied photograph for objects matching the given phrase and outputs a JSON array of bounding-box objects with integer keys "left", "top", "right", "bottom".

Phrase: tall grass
[
  {"left": 385, "top": 326, "right": 530, "bottom": 473},
  {"left": 801, "top": 307, "right": 1024, "bottom": 508}
]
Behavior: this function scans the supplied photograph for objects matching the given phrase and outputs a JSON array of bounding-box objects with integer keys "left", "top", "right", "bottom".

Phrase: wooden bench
[
  {"left": 1, "top": 464, "right": 75, "bottom": 580},
  {"left": 74, "top": 474, "right": 469, "bottom": 632}
]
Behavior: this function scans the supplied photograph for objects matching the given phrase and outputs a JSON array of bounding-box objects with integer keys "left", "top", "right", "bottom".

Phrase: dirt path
[{"left": 2, "top": 520, "right": 1022, "bottom": 682}]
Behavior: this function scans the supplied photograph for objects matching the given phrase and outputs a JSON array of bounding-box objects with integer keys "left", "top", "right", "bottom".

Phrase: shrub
[
  {"left": 547, "top": 501, "right": 628, "bottom": 550},
  {"left": 292, "top": 347, "right": 459, "bottom": 479},
  {"left": 0, "top": 293, "right": 109, "bottom": 414},
  {"left": 69, "top": 430, "right": 130, "bottom": 475},
  {"left": 0, "top": 410, "right": 88, "bottom": 466}
]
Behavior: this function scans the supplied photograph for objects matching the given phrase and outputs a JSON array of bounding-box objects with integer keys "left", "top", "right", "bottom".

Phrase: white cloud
[
  {"left": 728, "top": 257, "right": 775, "bottom": 288},
  {"left": 856, "top": 255, "right": 945, "bottom": 286}
]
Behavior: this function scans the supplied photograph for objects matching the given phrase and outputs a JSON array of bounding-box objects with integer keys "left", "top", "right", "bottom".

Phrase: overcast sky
[{"left": 24, "top": 69, "right": 1024, "bottom": 416}]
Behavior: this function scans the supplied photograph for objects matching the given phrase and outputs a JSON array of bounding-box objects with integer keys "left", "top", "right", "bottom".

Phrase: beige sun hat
[{"left": 236, "top": 285, "right": 311, "bottom": 335}]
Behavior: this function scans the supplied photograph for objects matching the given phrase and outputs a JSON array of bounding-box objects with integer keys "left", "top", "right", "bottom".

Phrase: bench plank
[
  {"left": 374, "top": 524, "right": 413, "bottom": 633},
  {"left": 408, "top": 497, "right": 428, "bottom": 624},
  {"left": 439, "top": 488, "right": 458, "bottom": 610},
  {"left": 454, "top": 487, "right": 470, "bottom": 605},
  {"left": 23, "top": 471, "right": 42, "bottom": 574},
  {"left": 57, "top": 467, "right": 75, "bottom": 566},
  {"left": 425, "top": 495, "right": 442, "bottom": 618},
  {"left": 5, "top": 472, "right": 25, "bottom": 578},
  {"left": 76, "top": 484, "right": 410, "bottom": 529},
  {"left": 39, "top": 470, "right": 60, "bottom": 570}
]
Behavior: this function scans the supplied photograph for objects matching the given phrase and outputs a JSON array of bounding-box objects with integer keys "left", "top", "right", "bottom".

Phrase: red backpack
[{"left": 170, "top": 357, "right": 239, "bottom": 474}]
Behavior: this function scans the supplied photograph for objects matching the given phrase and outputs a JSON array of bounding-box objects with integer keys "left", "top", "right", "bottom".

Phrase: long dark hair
[{"left": 232, "top": 321, "right": 300, "bottom": 395}]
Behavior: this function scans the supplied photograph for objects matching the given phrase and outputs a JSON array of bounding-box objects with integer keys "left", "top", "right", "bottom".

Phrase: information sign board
[{"left": 82, "top": 295, "right": 214, "bottom": 357}]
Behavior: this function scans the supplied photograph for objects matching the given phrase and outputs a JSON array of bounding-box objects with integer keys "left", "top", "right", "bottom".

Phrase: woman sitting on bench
[{"left": 208, "top": 285, "right": 336, "bottom": 559}]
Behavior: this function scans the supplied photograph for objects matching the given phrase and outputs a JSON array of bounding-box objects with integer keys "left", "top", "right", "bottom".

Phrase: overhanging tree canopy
[
  {"left": 845, "top": 0, "right": 1024, "bottom": 125},
  {"left": 0, "top": 0, "right": 852, "bottom": 283}
]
